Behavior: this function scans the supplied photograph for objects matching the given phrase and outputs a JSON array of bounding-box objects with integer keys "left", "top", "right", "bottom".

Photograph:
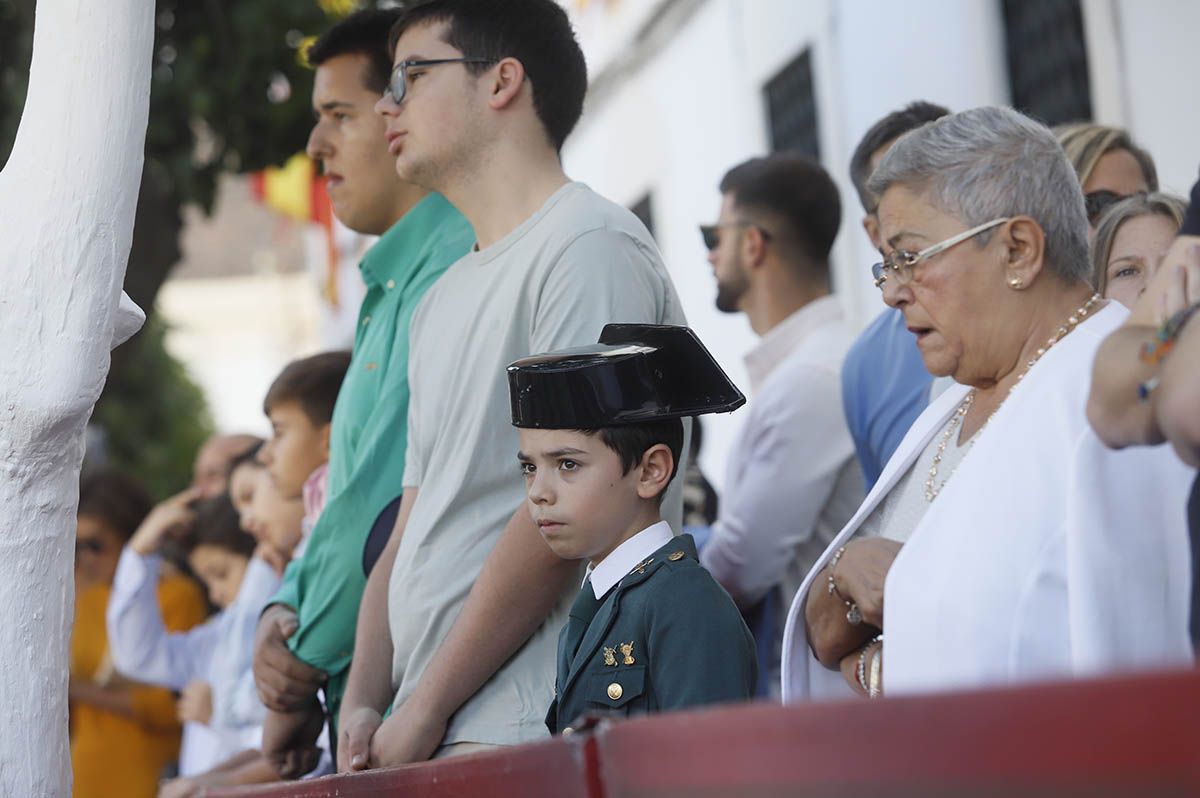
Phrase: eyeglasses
[
  {"left": 386, "top": 58, "right": 497, "bottom": 105},
  {"left": 1084, "top": 189, "right": 1129, "bottom": 226},
  {"left": 699, "top": 222, "right": 772, "bottom": 252},
  {"left": 871, "top": 217, "right": 1010, "bottom": 289}
]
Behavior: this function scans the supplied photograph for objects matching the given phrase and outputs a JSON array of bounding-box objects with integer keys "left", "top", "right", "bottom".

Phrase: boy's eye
[
  {"left": 558, "top": 459, "right": 579, "bottom": 472},
  {"left": 519, "top": 462, "right": 535, "bottom": 476}
]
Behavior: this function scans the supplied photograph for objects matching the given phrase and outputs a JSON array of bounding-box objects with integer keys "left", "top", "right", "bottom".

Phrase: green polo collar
[{"left": 359, "top": 192, "right": 466, "bottom": 288}]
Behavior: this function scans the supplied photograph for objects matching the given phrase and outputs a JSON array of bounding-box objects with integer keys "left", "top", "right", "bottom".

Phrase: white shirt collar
[
  {"left": 586, "top": 520, "right": 674, "bottom": 599},
  {"left": 744, "top": 295, "right": 843, "bottom": 393}
]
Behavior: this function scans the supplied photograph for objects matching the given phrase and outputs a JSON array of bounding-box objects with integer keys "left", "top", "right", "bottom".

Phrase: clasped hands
[
  {"left": 806, "top": 538, "right": 901, "bottom": 669},
  {"left": 337, "top": 694, "right": 448, "bottom": 773}
]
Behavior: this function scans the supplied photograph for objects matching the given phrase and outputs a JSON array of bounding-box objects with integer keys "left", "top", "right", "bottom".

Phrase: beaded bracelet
[
  {"left": 856, "top": 633, "right": 884, "bottom": 695},
  {"left": 826, "top": 546, "right": 862, "bottom": 625},
  {"left": 1140, "top": 301, "right": 1200, "bottom": 366}
]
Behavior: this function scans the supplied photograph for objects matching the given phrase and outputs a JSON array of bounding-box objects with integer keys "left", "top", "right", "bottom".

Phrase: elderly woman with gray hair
[{"left": 781, "top": 106, "right": 1194, "bottom": 703}]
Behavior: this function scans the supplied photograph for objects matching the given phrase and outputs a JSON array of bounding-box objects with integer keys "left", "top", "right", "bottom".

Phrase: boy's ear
[
  {"left": 319, "top": 423, "right": 332, "bottom": 460},
  {"left": 635, "top": 444, "right": 675, "bottom": 501}
]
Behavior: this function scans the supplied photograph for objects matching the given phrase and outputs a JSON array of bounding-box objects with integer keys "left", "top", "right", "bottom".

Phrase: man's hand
[
  {"left": 253, "top": 604, "right": 326, "bottom": 712},
  {"left": 368, "top": 698, "right": 447, "bottom": 768},
  {"left": 262, "top": 700, "right": 325, "bottom": 780},
  {"left": 337, "top": 706, "right": 383, "bottom": 772},
  {"left": 177, "top": 680, "right": 213, "bottom": 725},
  {"left": 130, "top": 487, "right": 201, "bottom": 556}
]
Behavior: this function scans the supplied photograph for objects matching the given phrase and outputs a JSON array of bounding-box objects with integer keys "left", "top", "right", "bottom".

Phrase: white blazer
[{"left": 781, "top": 302, "right": 1194, "bottom": 702}]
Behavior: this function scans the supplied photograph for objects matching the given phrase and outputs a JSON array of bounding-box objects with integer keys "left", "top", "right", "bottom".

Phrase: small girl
[{"left": 107, "top": 489, "right": 281, "bottom": 769}]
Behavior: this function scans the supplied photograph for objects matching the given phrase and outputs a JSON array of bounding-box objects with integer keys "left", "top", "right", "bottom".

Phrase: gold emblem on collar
[
  {"left": 667, "top": 550, "right": 685, "bottom": 562},
  {"left": 602, "top": 646, "right": 617, "bottom": 666},
  {"left": 631, "top": 557, "right": 653, "bottom": 575}
]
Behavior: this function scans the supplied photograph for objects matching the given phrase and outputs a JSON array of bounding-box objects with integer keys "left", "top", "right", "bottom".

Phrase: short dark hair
[
  {"left": 263, "top": 351, "right": 351, "bottom": 427},
  {"left": 183, "top": 495, "right": 257, "bottom": 559},
  {"left": 388, "top": 0, "right": 588, "bottom": 151},
  {"left": 582, "top": 418, "right": 684, "bottom": 501},
  {"left": 719, "top": 154, "right": 842, "bottom": 281},
  {"left": 78, "top": 469, "right": 154, "bottom": 543},
  {"left": 849, "top": 101, "right": 950, "bottom": 213},
  {"left": 308, "top": 8, "right": 404, "bottom": 95}
]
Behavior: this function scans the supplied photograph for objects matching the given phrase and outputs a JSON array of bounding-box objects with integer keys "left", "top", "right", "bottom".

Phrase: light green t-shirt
[{"left": 390, "top": 182, "right": 687, "bottom": 747}]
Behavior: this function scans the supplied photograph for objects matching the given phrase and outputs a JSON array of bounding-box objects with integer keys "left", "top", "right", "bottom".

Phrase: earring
[{"left": 1008, "top": 277, "right": 1024, "bottom": 289}]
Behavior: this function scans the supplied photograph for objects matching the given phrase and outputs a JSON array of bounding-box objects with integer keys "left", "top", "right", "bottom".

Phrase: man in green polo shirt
[{"left": 252, "top": 10, "right": 473, "bottom": 777}]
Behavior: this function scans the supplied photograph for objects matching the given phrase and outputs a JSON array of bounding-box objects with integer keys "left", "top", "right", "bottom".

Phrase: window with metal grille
[
  {"left": 763, "top": 48, "right": 820, "bottom": 160},
  {"left": 630, "top": 193, "right": 655, "bottom": 239},
  {"left": 1001, "top": 0, "right": 1092, "bottom": 126}
]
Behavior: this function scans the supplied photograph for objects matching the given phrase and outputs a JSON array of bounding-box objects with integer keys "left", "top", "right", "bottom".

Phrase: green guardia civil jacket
[{"left": 546, "top": 534, "right": 756, "bottom": 734}]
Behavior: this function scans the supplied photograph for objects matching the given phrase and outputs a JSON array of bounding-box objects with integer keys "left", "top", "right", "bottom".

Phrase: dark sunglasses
[
  {"left": 699, "top": 222, "right": 772, "bottom": 252},
  {"left": 1084, "top": 189, "right": 1129, "bottom": 226},
  {"left": 387, "top": 57, "right": 497, "bottom": 105}
]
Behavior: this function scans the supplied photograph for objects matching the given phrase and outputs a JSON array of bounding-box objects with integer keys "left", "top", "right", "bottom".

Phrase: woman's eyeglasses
[{"left": 871, "top": 217, "right": 1010, "bottom": 289}]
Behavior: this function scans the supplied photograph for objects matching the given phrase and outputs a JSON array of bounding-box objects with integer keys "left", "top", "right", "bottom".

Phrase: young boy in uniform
[{"left": 508, "top": 325, "right": 758, "bottom": 733}]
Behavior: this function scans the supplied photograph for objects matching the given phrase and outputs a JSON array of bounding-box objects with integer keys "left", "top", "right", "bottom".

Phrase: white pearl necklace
[{"left": 923, "top": 293, "right": 1101, "bottom": 503}]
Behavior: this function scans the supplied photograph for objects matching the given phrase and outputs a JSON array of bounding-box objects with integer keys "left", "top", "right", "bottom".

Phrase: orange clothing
[{"left": 71, "top": 576, "right": 207, "bottom": 798}]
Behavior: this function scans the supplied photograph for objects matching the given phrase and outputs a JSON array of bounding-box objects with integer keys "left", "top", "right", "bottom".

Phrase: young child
[
  {"left": 227, "top": 444, "right": 306, "bottom": 575},
  {"left": 107, "top": 492, "right": 279, "bottom": 769},
  {"left": 508, "top": 324, "right": 757, "bottom": 734},
  {"left": 258, "top": 351, "right": 351, "bottom": 530}
]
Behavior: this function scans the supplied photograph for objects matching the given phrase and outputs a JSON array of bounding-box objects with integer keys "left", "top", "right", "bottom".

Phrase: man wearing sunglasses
[
  {"left": 339, "top": 0, "right": 686, "bottom": 770},
  {"left": 697, "top": 155, "right": 861, "bottom": 697}
]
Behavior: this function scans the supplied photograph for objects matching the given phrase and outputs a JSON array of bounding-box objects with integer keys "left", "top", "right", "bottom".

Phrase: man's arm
[
  {"left": 338, "top": 487, "right": 416, "bottom": 772},
  {"left": 1087, "top": 236, "right": 1200, "bottom": 448},
  {"left": 701, "top": 372, "right": 853, "bottom": 607},
  {"left": 1157, "top": 313, "right": 1200, "bottom": 467},
  {"left": 370, "top": 505, "right": 576, "bottom": 766}
]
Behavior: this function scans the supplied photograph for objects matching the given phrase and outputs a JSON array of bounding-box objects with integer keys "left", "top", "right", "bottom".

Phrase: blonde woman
[
  {"left": 1055, "top": 122, "right": 1158, "bottom": 197},
  {"left": 1091, "top": 192, "right": 1186, "bottom": 308}
]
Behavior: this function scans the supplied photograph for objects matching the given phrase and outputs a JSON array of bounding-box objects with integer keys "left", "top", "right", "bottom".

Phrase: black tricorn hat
[{"left": 507, "top": 324, "right": 745, "bottom": 429}]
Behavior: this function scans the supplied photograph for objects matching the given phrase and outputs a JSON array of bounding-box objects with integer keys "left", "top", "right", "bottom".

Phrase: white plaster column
[{"left": 0, "top": 0, "right": 153, "bottom": 794}]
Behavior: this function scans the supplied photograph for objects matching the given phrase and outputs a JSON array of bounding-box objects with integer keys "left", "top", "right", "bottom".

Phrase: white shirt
[
  {"left": 701, "top": 296, "right": 862, "bottom": 611},
  {"left": 781, "top": 301, "right": 1194, "bottom": 702},
  {"left": 391, "top": 181, "right": 686, "bottom": 747},
  {"left": 107, "top": 550, "right": 281, "bottom": 769},
  {"left": 588, "top": 521, "right": 675, "bottom": 598}
]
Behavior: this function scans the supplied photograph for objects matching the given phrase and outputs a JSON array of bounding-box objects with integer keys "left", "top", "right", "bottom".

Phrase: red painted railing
[{"left": 209, "top": 668, "right": 1200, "bottom": 797}]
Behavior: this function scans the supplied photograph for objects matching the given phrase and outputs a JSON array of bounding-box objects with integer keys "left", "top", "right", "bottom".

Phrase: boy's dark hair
[
  {"left": 388, "top": 0, "right": 588, "bottom": 151},
  {"left": 719, "top": 154, "right": 841, "bottom": 282},
  {"left": 263, "top": 350, "right": 352, "bottom": 427},
  {"left": 78, "top": 469, "right": 154, "bottom": 542},
  {"left": 308, "top": 8, "right": 404, "bottom": 94},
  {"left": 849, "top": 100, "right": 950, "bottom": 213},
  {"left": 183, "top": 495, "right": 257, "bottom": 559},
  {"left": 584, "top": 418, "right": 684, "bottom": 500}
]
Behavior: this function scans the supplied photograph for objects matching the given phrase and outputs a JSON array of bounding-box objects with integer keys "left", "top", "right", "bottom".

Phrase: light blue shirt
[
  {"left": 840, "top": 307, "right": 932, "bottom": 490},
  {"left": 107, "top": 549, "right": 281, "bottom": 762}
]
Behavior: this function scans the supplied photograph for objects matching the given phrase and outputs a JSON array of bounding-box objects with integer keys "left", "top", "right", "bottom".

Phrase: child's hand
[
  {"left": 130, "top": 487, "right": 202, "bottom": 556},
  {"left": 254, "top": 542, "right": 291, "bottom": 577},
  {"left": 177, "top": 680, "right": 213, "bottom": 725}
]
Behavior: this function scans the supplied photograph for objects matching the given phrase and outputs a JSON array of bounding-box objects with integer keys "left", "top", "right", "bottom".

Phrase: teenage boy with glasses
[{"left": 336, "top": 0, "right": 687, "bottom": 770}]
